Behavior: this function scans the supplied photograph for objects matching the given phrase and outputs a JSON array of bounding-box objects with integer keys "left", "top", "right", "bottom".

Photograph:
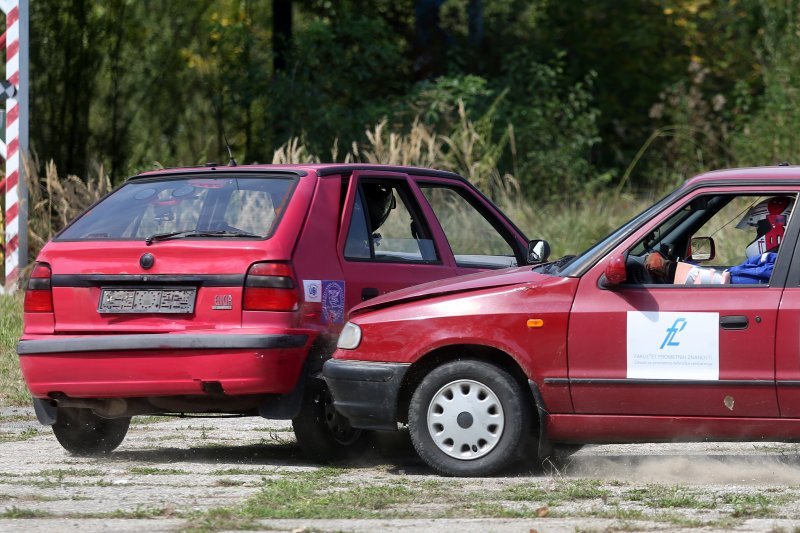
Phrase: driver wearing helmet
[{"left": 646, "top": 195, "right": 794, "bottom": 284}]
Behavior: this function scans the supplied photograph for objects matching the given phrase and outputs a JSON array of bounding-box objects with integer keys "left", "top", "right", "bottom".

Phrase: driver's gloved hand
[{"left": 645, "top": 251, "right": 676, "bottom": 282}]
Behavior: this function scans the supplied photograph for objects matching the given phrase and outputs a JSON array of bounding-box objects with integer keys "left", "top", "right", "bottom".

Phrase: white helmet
[{"left": 737, "top": 196, "right": 794, "bottom": 259}]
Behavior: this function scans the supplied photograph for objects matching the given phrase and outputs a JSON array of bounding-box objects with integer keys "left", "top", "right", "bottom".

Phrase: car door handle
[
  {"left": 361, "top": 287, "right": 379, "bottom": 301},
  {"left": 720, "top": 315, "right": 748, "bottom": 330}
]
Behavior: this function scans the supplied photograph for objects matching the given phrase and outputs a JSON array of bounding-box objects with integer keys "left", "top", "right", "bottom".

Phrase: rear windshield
[{"left": 57, "top": 175, "right": 298, "bottom": 241}]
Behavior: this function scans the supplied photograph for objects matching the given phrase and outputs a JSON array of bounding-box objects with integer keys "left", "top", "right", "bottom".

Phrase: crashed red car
[
  {"left": 16, "top": 163, "right": 531, "bottom": 459},
  {"left": 324, "top": 166, "right": 800, "bottom": 476}
]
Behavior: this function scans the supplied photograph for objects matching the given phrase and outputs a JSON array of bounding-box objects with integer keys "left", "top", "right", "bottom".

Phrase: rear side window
[{"left": 57, "top": 176, "right": 297, "bottom": 241}]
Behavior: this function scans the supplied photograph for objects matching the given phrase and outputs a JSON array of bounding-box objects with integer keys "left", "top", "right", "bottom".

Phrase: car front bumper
[
  {"left": 323, "top": 358, "right": 410, "bottom": 430},
  {"left": 17, "top": 332, "right": 311, "bottom": 398}
]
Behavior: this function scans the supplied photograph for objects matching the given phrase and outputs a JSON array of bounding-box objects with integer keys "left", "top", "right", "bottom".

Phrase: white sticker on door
[
  {"left": 303, "top": 280, "right": 322, "bottom": 303},
  {"left": 627, "top": 311, "right": 719, "bottom": 380}
]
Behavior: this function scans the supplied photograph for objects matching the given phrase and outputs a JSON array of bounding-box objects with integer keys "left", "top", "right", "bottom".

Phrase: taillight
[
  {"left": 24, "top": 262, "right": 53, "bottom": 313},
  {"left": 243, "top": 262, "right": 299, "bottom": 311}
]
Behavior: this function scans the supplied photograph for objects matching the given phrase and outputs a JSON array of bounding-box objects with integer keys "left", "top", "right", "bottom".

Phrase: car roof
[
  {"left": 127, "top": 163, "right": 465, "bottom": 182},
  {"left": 685, "top": 165, "right": 800, "bottom": 188}
]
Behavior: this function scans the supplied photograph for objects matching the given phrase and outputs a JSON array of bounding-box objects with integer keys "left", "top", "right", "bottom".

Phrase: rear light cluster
[
  {"left": 243, "top": 262, "right": 299, "bottom": 312},
  {"left": 24, "top": 262, "right": 53, "bottom": 313}
]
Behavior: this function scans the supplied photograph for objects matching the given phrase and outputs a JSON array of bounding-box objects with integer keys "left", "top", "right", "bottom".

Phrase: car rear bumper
[
  {"left": 323, "top": 359, "right": 409, "bottom": 430},
  {"left": 17, "top": 332, "right": 312, "bottom": 398}
]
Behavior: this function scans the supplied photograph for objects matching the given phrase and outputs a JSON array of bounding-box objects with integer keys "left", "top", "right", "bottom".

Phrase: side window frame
[
  {"left": 342, "top": 177, "right": 442, "bottom": 265},
  {"left": 417, "top": 182, "right": 525, "bottom": 268},
  {"left": 618, "top": 190, "right": 800, "bottom": 289}
]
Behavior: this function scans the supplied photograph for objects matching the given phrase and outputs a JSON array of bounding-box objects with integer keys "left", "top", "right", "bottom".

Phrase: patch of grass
[
  {"left": 129, "top": 466, "right": 189, "bottom": 475},
  {"left": 723, "top": 493, "right": 774, "bottom": 518},
  {"left": 626, "top": 484, "right": 715, "bottom": 509},
  {"left": 215, "top": 478, "right": 245, "bottom": 487},
  {"left": 243, "top": 477, "right": 414, "bottom": 519},
  {"left": 503, "top": 479, "right": 609, "bottom": 507},
  {"left": 38, "top": 468, "right": 104, "bottom": 478},
  {"left": 0, "top": 427, "right": 41, "bottom": 442},
  {"left": 0, "top": 294, "right": 28, "bottom": 407},
  {"left": 129, "top": 416, "right": 174, "bottom": 426},
  {"left": 182, "top": 508, "right": 259, "bottom": 533},
  {"left": 209, "top": 468, "right": 268, "bottom": 476},
  {"left": 0, "top": 506, "right": 52, "bottom": 518}
]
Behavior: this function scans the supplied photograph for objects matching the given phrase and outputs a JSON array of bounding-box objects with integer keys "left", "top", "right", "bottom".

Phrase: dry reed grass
[{"left": 24, "top": 156, "right": 112, "bottom": 260}]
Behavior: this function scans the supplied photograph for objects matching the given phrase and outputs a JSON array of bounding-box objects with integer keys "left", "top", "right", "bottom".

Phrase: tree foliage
[{"left": 23, "top": 0, "right": 800, "bottom": 199}]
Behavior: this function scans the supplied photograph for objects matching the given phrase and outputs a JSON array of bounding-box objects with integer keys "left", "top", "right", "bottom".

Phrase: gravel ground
[{"left": 3, "top": 406, "right": 800, "bottom": 532}]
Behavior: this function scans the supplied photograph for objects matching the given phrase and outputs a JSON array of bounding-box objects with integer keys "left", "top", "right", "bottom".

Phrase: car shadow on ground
[{"left": 106, "top": 428, "right": 431, "bottom": 472}]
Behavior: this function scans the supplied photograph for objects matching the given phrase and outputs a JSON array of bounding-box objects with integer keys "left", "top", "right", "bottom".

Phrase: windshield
[
  {"left": 57, "top": 175, "right": 298, "bottom": 241},
  {"left": 555, "top": 188, "right": 683, "bottom": 277}
]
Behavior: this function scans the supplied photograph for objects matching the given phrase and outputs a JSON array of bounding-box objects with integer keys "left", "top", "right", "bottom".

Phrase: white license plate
[{"left": 98, "top": 288, "right": 196, "bottom": 314}]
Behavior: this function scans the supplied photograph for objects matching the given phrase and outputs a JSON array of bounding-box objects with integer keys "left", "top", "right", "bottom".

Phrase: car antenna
[{"left": 223, "top": 130, "right": 238, "bottom": 167}]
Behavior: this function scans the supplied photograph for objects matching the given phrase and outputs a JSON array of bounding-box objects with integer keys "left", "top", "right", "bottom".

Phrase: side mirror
[
  {"left": 602, "top": 253, "right": 627, "bottom": 287},
  {"left": 689, "top": 236, "right": 715, "bottom": 262},
  {"left": 527, "top": 239, "right": 551, "bottom": 264}
]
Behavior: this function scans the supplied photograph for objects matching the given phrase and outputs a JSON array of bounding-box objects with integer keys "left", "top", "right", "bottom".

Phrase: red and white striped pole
[{"left": 0, "top": 0, "right": 28, "bottom": 294}]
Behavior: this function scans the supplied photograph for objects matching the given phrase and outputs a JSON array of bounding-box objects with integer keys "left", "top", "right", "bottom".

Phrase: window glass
[
  {"left": 421, "top": 186, "right": 517, "bottom": 268},
  {"left": 625, "top": 193, "right": 796, "bottom": 286},
  {"left": 57, "top": 176, "right": 296, "bottom": 240},
  {"left": 344, "top": 182, "right": 437, "bottom": 263}
]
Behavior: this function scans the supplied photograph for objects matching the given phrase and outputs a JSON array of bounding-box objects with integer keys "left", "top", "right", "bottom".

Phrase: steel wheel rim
[
  {"left": 426, "top": 379, "right": 504, "bottom": 460},
  {"left": 321, "top": 389, "right": 362, "bottom": 446}
]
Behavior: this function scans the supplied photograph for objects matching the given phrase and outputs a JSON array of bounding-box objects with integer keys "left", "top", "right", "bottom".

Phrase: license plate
[{"left": 98, "top": 288, "right": 196, "bottom": 314}]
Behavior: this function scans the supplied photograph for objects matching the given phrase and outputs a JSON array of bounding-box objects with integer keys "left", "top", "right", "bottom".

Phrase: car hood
[{"left": 350, "top": 266, "right": 560, "bottom": 315}]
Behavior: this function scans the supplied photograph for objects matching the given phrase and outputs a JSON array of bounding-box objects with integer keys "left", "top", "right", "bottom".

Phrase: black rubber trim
[
  {"left": 17, "top": 333, "right": 308, "bottom": 355},
  {"left": 52, "top": 274, "right": 244, "bottom": 288},
  {"left": 528, "top": 380, "right": 554, "bottom": 458},
  {"left": 316, "top": 164, "right": 461, "bottom": 180},
  {"left": 28, "top": 278, "right": 51, "bottom": 290},
  {"left": 322, "top": 359, "right": 409, "bottom": 430},
  {"left": 32, "top": 397, "right": 57, "bottom": 426},
  {"left": 126, "top": 169, "right": 308, "bottom": 182},
  {"left": 245, "top": 276, "right": 295, "bottom": 289},
  {"left": 545, "top": 377, "right": 773, "bottom": 386}
]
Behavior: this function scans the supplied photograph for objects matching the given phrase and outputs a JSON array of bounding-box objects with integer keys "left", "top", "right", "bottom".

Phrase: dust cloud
[{"left": 564, "top": 443, "right": 800, "bottom": 485}]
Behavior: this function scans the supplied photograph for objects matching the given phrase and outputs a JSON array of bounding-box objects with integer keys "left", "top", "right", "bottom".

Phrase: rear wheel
[
  {"left": 292, "top": 379, "right": 369, "bottom": 462},
  {"left": 408, "top": 359, "right": 531, "bottom": 476},
  {"left": 52, "top": 407, "right": 130, "bottom": 455}
]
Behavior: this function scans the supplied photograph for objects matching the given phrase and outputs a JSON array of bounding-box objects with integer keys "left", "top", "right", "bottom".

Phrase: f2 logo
[{"left": 660, "top": 318, "right": 687, "bottom": 349}]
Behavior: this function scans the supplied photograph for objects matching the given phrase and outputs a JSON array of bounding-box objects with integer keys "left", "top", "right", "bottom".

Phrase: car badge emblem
[
  {"left": 140, "top": 253, "right": 155, "bottom": 270},
  {"left": 213, "top": 294, "right": 233, "bottom": 310}
]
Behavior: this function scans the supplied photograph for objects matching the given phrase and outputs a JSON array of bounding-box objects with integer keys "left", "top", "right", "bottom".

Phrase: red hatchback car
[
  {"left": 16, "top": 163, "right": 531, "bottom": 459},
  {"left": 325, "top": 166, "right": 800, "bottom": 476}
]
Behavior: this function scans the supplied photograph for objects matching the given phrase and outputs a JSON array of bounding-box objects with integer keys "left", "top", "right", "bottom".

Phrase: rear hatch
[{"left": 38, "top": 171, "right": 311, "bottom": 334}]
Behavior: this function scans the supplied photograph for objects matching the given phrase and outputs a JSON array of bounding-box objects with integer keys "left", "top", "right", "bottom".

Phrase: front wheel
[
  {"left": 51, "top": 407, "right": 130, "bottom": 455},
  {"left": 408, "top": 360, "right": 531, "bottom": 476},
  {"left": 292, "top": 380, "right": 369, "bottom": 462}
]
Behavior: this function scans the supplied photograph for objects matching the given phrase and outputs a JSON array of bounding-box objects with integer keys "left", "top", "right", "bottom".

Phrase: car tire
[
  {"left": 51, "top": 407, "right": 130, "bottom": 455},
  {"left": 292, "top": 379, "right": 370, "bottom": 462},
  {"left": 409, "top": 359, "right": 531, "bottom": 477}
]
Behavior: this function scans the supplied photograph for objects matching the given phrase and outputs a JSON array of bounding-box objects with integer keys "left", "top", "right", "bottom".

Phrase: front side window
[
  {"left": 344, "top": 181, "right": 438, "bottom": 263},
  {"left": 625, "top": 193, "right": 797, "bottom": 286},
  {"left": 421, "top": 185, "right": 517, "bottom": 268},
  {"left": 57, "top": 175, "right": 297, "bottom": 241}
]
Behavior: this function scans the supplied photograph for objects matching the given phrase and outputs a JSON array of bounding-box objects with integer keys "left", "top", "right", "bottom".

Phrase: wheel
[
  {"left": 292, "top": 379, "right": 369, "bottom": 462},
  {"left": 51, "top": 407, "right": 130, "bottom": 455},
  {"left": 408, "top": 359, "right": 531, "bottom": 476}
]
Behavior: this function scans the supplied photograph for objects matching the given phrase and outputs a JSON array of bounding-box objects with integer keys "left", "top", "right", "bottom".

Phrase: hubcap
[{"left": 426, "top": 379, "right": 504, "bottom": 460}]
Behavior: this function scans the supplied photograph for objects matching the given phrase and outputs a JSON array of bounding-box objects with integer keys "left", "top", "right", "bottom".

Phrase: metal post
[{"left": 0, "top": 0, "right": 26, "bottom": 293}]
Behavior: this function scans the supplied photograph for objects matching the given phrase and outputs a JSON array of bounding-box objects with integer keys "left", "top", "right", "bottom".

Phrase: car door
[
  {"left": 337, "top": 170, "right": 458, "bottom": 307},
  {"left": 567, "top": 187, "right": 798, "bottom": 418}
]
